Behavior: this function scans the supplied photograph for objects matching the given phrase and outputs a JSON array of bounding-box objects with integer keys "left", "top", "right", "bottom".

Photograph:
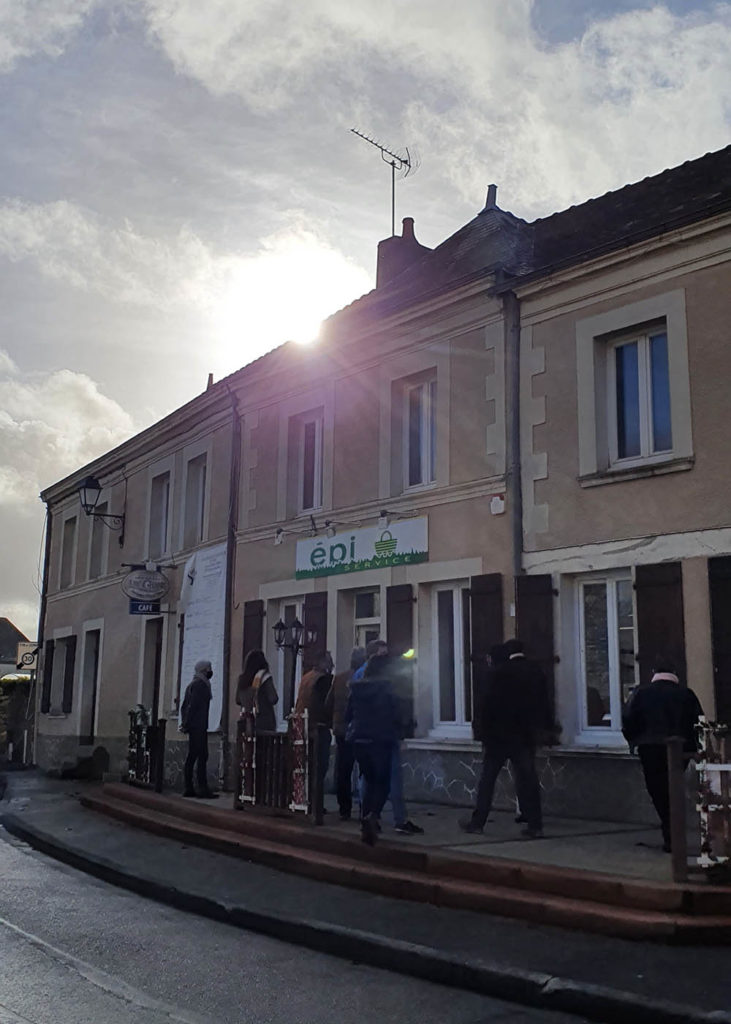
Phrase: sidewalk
[{"left": 2, "top": 770, "right": 730, "bottom": 1024}]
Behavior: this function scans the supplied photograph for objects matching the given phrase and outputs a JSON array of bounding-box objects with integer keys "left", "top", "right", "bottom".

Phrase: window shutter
[
  {"left": 242, "top": 599, "right": 265, "bottom": 669},
  {"left": 386, "top": 584, "right": 414, "bottom": 655},
  {"left": 303, "top": 592, "right": 327, "bottom": 672},
  {"left": 41, "top": 639, "right": 54, "bottom": 714},
  {"left": 709, "top": 556, "right": 731, "bottom": 724},
  {"left": 469, "top": 574, "right": 503, "bottom": 741},
  {"left": 635, "top": 562, "right": 686, "bottom": 687},
  {"left": 61, "top": 635, "right": 77, "bottom": 714},
  {"left": 515, "top": 574, "right": 556, "bottom": 727}
]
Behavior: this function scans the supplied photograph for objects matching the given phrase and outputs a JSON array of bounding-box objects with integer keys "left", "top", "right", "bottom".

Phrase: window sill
[
  {"left": 578, "top": 455, "right": 693, "bottom": 488},
  {"left": 45, "top": 712, "right": 68, "bottom": 719}
]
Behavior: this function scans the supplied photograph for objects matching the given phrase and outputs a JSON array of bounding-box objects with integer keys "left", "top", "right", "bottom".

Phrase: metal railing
[
  {"left": 696, "top": 717, "right": 731, "bottom": 878},
  {"left": 127, "top": 705, "right": 166, "bottom": 792}
]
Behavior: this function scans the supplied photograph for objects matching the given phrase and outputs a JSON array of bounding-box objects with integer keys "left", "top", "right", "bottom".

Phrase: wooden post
[
  {"left": 667, "top": 736, "right": 688, "bottom": 883},
  {"left": 311, "top": 726, "right": 324, "bottom": 826}
]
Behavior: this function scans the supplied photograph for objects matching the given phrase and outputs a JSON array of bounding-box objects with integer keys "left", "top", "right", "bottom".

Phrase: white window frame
[
  {"left": 181, "top": 450, "right": 209, "bottom": 550},
  {"left": 607, "top": 326, "right": 672, "bottom": 469},
  {"left": 430, "top": 579, "right": 471, "bottom": 739},
  {"left": 575, "top": 570, "right": 637, "bottom": 745},
  {"left": 77, "top": 619, "right": 103, "bottom": 740},
  {"left": 148, "top": 466, "right": 172, "bottom": 561},
  {"left": 353, "top": 588, "right": 381, "bottom": 648},
  {"left": 576, "top": 289, "right": 692, "bottom": 482},
  {"left": 403, "top": 376, "right": 437, "bottom": 491},
  {"left": 298, "top": 413, "right": 324, "bottom": 513},
  {"left": 59, "top": 513, "right": 78, "bottom": 590},
  {"left": 49, "top": 626, "right": 74, "bottom": 716}
]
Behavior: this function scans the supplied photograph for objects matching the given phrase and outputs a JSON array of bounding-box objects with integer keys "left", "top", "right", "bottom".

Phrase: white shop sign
[{"left": 296, "top": 517, "right": 428, "bottom": 579}]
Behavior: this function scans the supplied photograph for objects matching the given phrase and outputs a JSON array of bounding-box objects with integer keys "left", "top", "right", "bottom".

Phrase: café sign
[
  {"left": 296, "top": 517, "right": 428, "bottom": 579},
  {"left": 121, "top": 568, "right": 170, "bottom": 602}
]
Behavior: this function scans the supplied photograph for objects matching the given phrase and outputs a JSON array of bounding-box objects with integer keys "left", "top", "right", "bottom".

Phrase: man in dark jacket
[
  {"left": 460, "top": 638, "right": 546, "bottom": 838},
  {"left": 181, "top": 659, "right": 217, "bottom": 799},
  {"left": 345, "top": 653, "right": 401, "bottom": 846},
  {"left": 622, "top": 658, "right": 703, "bottom": 852},
  {"left": 327, "top": 646, "right": 365, "bottom": 820}
]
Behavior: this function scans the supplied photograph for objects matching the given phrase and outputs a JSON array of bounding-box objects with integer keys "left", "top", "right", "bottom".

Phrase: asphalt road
[{"left": 0, "top": 825, "right": 589, "bottom": 1024}]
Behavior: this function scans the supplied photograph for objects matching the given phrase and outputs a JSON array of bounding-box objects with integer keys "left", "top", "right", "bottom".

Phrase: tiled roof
[{"left": 0, "top": 618, "right": 29, "bottom": 662}]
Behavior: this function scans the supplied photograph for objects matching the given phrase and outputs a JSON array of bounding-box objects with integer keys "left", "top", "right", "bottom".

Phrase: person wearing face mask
[{"left": 181, "top": 659, "right": 218, "bottom": 799}]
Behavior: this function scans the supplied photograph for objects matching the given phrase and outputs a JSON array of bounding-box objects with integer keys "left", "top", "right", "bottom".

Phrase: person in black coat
[
  {"left": 460, "top": 638, "right": 547, "bottom": 838},
  {"left": 622, "top": 657, "right": 703, "bottom": 852},
  {"left": 180, "top": 659, "right": 218, "bottom": 799}
]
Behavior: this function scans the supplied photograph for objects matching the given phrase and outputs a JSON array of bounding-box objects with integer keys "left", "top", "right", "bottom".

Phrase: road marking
[{"left": 0, "top": 914, "right": 213, "bottom": 1024}]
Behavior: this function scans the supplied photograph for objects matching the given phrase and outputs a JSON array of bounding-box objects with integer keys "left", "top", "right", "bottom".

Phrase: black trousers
[
  {"left": 184, "top": 729, "right": 208, "bottom": 792},
  {"left": 638, "top": 745, "right": 671, "bottom": 841},
  {"left": 335, "top": 736, "right": 355, "bottom": 816},
  {"left": 472, "top": 738, "right": 542, "bottom": 831},
  {"left": 354, "top": 741, "right": 392, "bottom": 819}
]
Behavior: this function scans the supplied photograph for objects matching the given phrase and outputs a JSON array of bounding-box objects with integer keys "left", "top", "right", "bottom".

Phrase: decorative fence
[
  {"left": 697, "top": 717, "right": 731, "bottom": 877},
  {"left": 127, "top": 705, "right": 166, "bottom": 792},
  {"left": 235, "top": 709, "right": 324, "bottom": 822}
]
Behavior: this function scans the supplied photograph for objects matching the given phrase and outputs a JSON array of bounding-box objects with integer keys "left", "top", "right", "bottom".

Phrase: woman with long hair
[{"left": 236, "top": 649, "right": 279, "bottom": 733}]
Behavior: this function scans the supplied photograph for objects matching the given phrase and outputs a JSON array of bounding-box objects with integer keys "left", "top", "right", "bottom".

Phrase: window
[
  {"left": 48, "top": 635, "right": 77, "bottom": 714},
  {"left": 88, "top": 502, "right": 108, "bottom": 579},
  {"left": 432, "top": 581, "right": 471, "bottom": 735},
  {"left": 405, "top": 378, "right": 437, "bottom": 489},
  {"left": 79, "top": 628, "right": 101, "bottom": 742},
  {"left": 354, "top": 589, "right": 381, "bottom": 649},
  {"left": 299, "top": 413, "right": 323, "bottom": 512},
  {"left": 608, "top": 327, "right": 672, "bottom": 466},
  {"left": 60, "top": 516, "right": 77, "bottom": 589},
  {"left": 576, "top": 289, "right": 692, "bottom": 483},
  {"left": 149, "top": 471, "right": 171, "bottom": 559},
  {"left": 577, "top": 573, "right": 636, "bottom": 734},
  {"left": 183, "top": 453, "right": 207, "bottom": 549}
]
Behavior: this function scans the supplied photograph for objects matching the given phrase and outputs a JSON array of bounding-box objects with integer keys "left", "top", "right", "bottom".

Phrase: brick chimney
[{"left": 376, "top": 217, "right": 431, "bottom": 288}]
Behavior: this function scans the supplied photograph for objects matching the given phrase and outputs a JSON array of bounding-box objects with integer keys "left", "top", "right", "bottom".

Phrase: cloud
[
  {"left": 0, "top": 0, "right": 98, "bottom": 73},
  {"left": 140, "top": 1, "right": 731, "bottom": 217}
]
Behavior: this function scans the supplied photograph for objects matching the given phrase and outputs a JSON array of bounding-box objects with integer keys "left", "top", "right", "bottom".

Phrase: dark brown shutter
[
  {"left": 41, "top": 639, "right": 54, "bottom": 714},
  {"left": 635, "top": 562, "right": 686, "bottom": 687},
  {"left": 469, "top": 574, "right": 503, "bottom": 741},
  {"left": 515, "top": 574, "right": 556, "bottom": 727},
  {"left": 242, "top": 599, "right": 265, "bottom": 670},
  {"left": 709, "top": 556, "right": 731, "bottom": 724},
  {"left": 303, "top": 591, "right": 327, "bottom": 672},
  {"left": 386, "top": 584, "right": 414, "bottom": 655},
  {"left": 61, "top": 635, "right": 77, "bottom": 714}
]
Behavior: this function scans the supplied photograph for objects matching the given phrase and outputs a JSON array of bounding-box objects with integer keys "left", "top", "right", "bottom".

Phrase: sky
[{"left": 1, "top": 0, "right": 729, "bottom": 640}]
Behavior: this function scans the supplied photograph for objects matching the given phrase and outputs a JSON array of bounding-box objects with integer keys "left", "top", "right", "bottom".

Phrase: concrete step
[{"left": 83, "top": 787, "right": 731, "bottom": 943}]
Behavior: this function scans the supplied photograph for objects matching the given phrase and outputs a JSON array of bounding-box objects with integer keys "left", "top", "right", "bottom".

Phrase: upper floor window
[
  {"left": 88, "top": 502, "right": 108, "bottom": 579},
  {"left": 149, "top": 471, "right": 171, "bottom": 560},
  {"left": 609, "top": 327, "right": 672, "bottom": 467},
  {"left": 60, "top": 516, "right": 77, "bottom": 589},
  {"left": 405, "top": 377, "right": 437, "bottom": 489},
  {"left": 182, "top": 453, "right": 207, "bottom": 549},
  {"left": 299, "top": 412, "right": 323, "bottom": 512}
]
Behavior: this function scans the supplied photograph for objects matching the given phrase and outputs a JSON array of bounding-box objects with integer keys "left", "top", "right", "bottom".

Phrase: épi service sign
[{"left": 295, "top": 517, "right": 428, "bottom": 579}]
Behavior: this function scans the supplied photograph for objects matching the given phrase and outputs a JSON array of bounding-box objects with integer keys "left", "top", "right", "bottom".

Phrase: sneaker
[
  {"left": 458, "top": 815, "right": 484, "bottom": 834},
  {"left": 395, "top": 820, "right": 424, "bottom": 835},
  {"left": 521, "top": 826, "right": 544, "bottom": 839}
]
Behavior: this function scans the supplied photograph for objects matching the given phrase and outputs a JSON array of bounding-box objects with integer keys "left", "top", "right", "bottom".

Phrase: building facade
[{"left": 35, "top": 146, "right": 731, "bottom": 821}]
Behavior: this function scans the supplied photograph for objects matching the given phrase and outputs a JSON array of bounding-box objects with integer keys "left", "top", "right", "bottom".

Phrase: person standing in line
[
  {"left": 236, "top": 649, "right": 279, "bottom": 733},
  {"left": 326, "top": 646, "right": 365, "bottom": 820},
  {"left": 295, "top": 651, "right": 335, "bottom": 803},
  {"left": 345, "top": 653, "right": 401, "bottom": 845},
  {"left": 622, "top": 656, "right": 703, "bottom": 852},
  {"left": 180, "top": 659, "right": 218, "bottom": 799},
  {"left": 459, "top": 638, "right": 545, "bottom": 838}
]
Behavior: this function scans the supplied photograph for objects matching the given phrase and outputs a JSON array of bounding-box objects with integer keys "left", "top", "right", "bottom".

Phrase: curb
[{"left": 2, "top": 812, "right": 729, "bottom": 1024}]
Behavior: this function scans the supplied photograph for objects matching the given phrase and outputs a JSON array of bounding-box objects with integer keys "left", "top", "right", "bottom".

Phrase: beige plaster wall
[
  {"left": 332, "top": 368, "right": 382, "bottom": 509},
  {"left": 525, "top": 262, "right": 731, "bottom": 552}
]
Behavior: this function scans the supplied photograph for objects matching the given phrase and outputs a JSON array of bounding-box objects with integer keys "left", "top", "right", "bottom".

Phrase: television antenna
[{"left": 350, "top": 128, "right": 419, "bottom": 237}]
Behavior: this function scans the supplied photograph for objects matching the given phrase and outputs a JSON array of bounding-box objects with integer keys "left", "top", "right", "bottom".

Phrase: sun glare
[{"left": 212, "top": 230, "right": 371, "bottom": 364}]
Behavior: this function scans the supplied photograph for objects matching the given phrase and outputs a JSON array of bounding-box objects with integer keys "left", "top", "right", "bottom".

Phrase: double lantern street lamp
[
  {"left": 271, "top": 617, "right": 317, "bottom": 708},
  {"left": 78, "top": 475, "right": 126, "bottom": 547}
]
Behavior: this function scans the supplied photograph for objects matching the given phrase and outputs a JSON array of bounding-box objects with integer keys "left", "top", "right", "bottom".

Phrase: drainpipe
[
  {"left": 32, "top": 501, "right": 53, "bottom": 765},
  {"left": 503, "top": 290, "right": 523, "bottom": 613},
  {"left": 220, "top": 384, "right": 242, "bottom": 790}
]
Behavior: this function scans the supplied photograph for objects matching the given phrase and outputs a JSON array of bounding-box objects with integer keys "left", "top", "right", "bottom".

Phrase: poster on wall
[{"left": 178, "top": 542, "right": 226, "bottom": 733}]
